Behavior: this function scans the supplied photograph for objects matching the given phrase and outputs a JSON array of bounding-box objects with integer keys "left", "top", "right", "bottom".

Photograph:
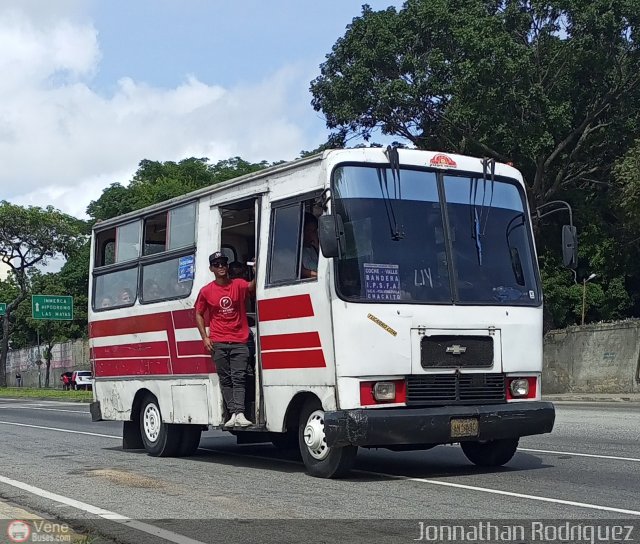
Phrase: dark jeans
[{"left": 212, "top": 342, "right": 250, "bottom": 415}]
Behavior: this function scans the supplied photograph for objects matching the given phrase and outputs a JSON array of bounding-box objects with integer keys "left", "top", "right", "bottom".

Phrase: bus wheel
[
  {"left": 298, "top": 400, "right": 357, "bottom": 478},
  {"left": 139, "top": 394, "right": 182, "bottom": 457},
  {"left": 177, "top": 426, "right": 202, "bottom": 457},
  {"left": 461, "top": 438, "right": 519, "bottom": 467}
]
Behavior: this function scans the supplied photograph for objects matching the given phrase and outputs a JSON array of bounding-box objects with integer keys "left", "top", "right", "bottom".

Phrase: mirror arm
[{"left": 535, "top": 200, "right": 574, "bottom": 228}]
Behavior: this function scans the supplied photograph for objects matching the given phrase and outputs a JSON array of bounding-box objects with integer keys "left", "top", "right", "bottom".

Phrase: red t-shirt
[{"left": 195, "top": 279, "right": 250, "bottom": 343}]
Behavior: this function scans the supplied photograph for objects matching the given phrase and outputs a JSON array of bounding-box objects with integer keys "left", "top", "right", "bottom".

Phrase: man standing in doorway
[{"left": 195, "top": 251, "right": 256, "bottom": 427}]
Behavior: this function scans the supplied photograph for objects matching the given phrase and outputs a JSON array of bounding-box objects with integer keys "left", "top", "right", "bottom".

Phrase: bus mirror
[
  {"left": 562, "top": 225, "right": 577, "bottom": 269},
  {"left": 318, "top": 215, "right": 339, "bottom": 258}
]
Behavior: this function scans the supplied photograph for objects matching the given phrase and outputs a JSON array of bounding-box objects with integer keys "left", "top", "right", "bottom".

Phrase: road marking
[
  {"left": 0, "top": 406, "right": 89, "bottom": 414},
  {"left": 199, "top": 447, "right": 640, "bottom": 517},
  {"left": 519, "top": 447, "right": 640, "bottom": 463},
  {"left": 0, "top": 474, "right": 206, "bottom": 544},
  {"left": 0, "top": 420, "right": 119, "bottom": 439},
  {"left": 356, "top": 469, "right": 640, "bottom": 517}
]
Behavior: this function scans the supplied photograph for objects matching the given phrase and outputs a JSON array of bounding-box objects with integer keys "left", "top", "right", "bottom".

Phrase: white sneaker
[
  {"left": 223, "top": 413, "right": 237, "bottom": 428},
  {"left": 235, "top": 413, "right": 252, "bottom": 427}
]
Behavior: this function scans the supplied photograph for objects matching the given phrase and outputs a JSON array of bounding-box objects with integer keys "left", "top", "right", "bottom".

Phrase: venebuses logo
[{"left": 7, "top": 520, "right": 31, "bottom": 543}]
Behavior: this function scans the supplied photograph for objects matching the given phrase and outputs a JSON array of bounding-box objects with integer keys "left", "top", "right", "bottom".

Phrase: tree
[
  {"left": 87, "top": 157, "right": 271, "bottom": 222},
  {"left": 310, "top": 0, "right": 640, "bottom": 209},
  {"left": 0, "top": 202, "right": 83, "bottom": 387}
]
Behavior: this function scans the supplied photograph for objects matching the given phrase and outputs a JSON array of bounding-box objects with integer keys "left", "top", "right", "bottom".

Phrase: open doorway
[{"left": 218, "top": 198, "right": 260, "bottom": 424}]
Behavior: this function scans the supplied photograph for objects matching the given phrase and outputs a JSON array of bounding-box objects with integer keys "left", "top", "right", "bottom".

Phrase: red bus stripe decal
[
  {"left": 172, "top": 308, "right": 199, "bottom": 330},
  {"left": 260, "top": 332, "right": 321, "bottom": 351},
  {"left": 90, "top": 313, "right": 170, "bottom": 338},
  {"left": 93, "top": 341, "right": 169, "bottom": 359},
  {"left": 258, "top": 295, "right": 314, "bottom": 321},
  {"left": 172, "top": 357, "right": 216, "bottom": 374},
  {"left": 177, "top": 340, "right": 210, "bottom": 357},
  {"left": 95, "top": 359, "right": 171, "bottom": 377},
  {"left": 261, "top": 349, "right": 326, "bottom": 370}
]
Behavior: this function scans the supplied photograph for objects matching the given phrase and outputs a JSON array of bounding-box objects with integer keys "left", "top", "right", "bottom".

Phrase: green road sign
[
  {"left": 0, "top": 303, "right": 5, "bottom": 316},
  {"left": 32, "top": 295, "right": 73, "bottom": 321}
]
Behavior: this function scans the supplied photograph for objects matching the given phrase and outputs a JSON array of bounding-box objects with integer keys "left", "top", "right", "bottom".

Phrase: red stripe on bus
[
  {"left": 94, "top": 359, "right": 171, "bottom": 377},
  {"left": 172, "top": 308, "right": 199, "bottom": 330},
  {"left": 260, "top": 332, "right": 321, "bottom": 351},
  {"left": 90, "top": 313, "right": 170, "bottom": 338},
  {"left": 177, "top": 340, "right": 209, "bottom": 357},
  {"left": 172, "top": 357, "right": 216, "bottom": 374},
  {"left": 261, "top": 349, "right": 326, "bottom": 369},
  {"left": 93, "top": 341, "right": 169, "bottom": 359},
  {"left": 258, "top": 295, "right": 314, "bottom": 321}
]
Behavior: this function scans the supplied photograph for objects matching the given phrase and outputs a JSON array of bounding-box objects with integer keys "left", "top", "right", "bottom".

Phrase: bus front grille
[{"left": 406, "top": 373, "right": 506, "bottom": 405}]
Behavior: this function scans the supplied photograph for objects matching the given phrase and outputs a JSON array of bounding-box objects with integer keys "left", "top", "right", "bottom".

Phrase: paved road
[{"left": 0, "top": 398, "right": 638, "bottom": 543}]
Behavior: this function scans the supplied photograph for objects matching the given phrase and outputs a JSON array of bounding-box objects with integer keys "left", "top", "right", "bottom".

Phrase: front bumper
[{"left": 324, "top": 401, "right": 555, "bottom": 448}]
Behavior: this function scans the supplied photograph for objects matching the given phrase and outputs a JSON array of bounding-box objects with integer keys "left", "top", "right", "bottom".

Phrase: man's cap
[{"left": 209, "top": 251, "right": 228, "bottom": 264}]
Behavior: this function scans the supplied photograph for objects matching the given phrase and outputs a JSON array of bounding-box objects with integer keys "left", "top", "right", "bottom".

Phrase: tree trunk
[{"left": 0, "top": 315, "right": 9, "bottom": 387}]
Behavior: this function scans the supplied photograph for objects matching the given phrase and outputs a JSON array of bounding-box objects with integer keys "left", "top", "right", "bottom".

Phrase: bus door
[
  {"left": 218, "top": 197, "right": 261, "bottom": 424},
  {"left": 256, "top": 194, "right": 336, "bottom": 403}
]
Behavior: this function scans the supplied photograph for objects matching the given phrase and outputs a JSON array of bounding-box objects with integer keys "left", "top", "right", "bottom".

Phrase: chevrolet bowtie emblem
[{"left": 446, "top": 344, "right": 467, "bottom": 355}]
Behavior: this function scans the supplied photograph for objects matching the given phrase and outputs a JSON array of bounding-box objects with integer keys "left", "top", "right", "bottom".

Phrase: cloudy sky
[{"left": 0, "top": 0, "right": 401, "bottom": 219}]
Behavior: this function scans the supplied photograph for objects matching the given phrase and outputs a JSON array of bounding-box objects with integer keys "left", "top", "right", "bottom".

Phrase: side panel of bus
[{"left": 255, "top": 162, "right": 338, "bottom": 432}]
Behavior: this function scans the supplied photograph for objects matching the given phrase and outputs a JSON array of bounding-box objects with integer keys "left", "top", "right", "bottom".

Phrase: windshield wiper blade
[{"left": 377, "top": 146, "right": 405, "bottom": 241}]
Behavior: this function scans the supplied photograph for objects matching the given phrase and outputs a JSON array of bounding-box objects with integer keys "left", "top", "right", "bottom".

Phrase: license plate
[{"left": 450, "top": 418, "right": 479, "bottom": 438}]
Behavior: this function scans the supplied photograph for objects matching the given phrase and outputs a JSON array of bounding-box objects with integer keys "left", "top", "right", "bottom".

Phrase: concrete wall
[
  {"left": 543, "top": 320, "right": 640, "bottom": 394},
  {"left": 6, "top": 339, "right": 90, "bottom": 388}
]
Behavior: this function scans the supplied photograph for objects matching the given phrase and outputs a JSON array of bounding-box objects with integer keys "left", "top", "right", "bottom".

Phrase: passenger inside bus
[
  {"left": 301, "top": 213, "right": 319, "bottom": 278},
  {"left": 117, "top": 288, "right": 133, "bottom": 304}
]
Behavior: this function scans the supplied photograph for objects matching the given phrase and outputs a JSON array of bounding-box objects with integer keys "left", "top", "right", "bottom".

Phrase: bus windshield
[{"left": 332, "top": 165, "right": 540, "bottom": 305}]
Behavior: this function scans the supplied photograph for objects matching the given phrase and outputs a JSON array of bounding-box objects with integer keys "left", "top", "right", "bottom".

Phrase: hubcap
[
  {"left": 143, "top": 403, "right": 161, "bottom": 442},
  {"left": 303, "top": 410, "right": 329, "bottom": 460}
]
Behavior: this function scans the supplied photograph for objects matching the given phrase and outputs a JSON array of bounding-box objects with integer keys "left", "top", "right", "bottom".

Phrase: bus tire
[
  {"left": 139, "top": 394, "right": 182, "bottom": 457},
  {"left": 177, "top": 426, "right": 202, "bottom": 457},
  {"left": 460, "top": 438, "right": 519, "bottom": 467},
  {"left": 298, "top": 399, "right": 357, "bottom": 478}
]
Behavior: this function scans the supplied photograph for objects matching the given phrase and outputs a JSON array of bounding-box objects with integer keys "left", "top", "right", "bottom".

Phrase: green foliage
[
  {"left": 311, "top": 0, "right": 640, "bottom": 207},
  {"left": 87, "top": 157, "right": 270, "bottom": 222},
  {"left": 0, "top": 202, "right": 84, "bottom": 386}
]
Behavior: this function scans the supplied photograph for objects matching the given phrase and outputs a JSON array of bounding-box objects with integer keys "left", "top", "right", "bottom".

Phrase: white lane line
[
  {"left": 5, "top": 421, "right": 640, "bottom": 517},
  {"left": 0, "top": 475, "right": 206, "bottom": 544},
  {"left": 519, "top": 447, "right": 640, "bottom": 463},
  {"left": 200, "top": 447, "right": 640, "bottom": 517},
  {"left": 0, "top": 420, "right": 119, "bottom": 439},
  {"left": 0, "top": 406, "right": 89, "bottom": 414},
  {"left": 355, "top": 469, "right": 640, "bottom": 517}
]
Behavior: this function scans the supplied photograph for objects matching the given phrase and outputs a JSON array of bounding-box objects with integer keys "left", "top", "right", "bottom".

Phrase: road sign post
[
  {"left": 31, "top": 295, "right": 73, "bottom": 321},
  {"left": 0, "top": 303, "right": 6, "bottom": 316}
]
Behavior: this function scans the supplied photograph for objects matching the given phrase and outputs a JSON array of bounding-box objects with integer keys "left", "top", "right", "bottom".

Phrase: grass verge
[{"left": 0, "top": 387, "right": 92, "bottom": 402}]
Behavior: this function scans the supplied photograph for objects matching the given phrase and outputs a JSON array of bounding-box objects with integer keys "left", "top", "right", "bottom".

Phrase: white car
[{"left": 72, "top": 370, "right": 93, "bottom": 390}]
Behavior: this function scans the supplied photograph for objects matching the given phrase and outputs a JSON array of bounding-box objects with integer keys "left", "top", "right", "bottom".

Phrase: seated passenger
[
  {"left": 301, "top": 213, "right": 319, "bottom": 279},
  {"left": 117, "top": 288, "right": 133, "bottom": 304}
]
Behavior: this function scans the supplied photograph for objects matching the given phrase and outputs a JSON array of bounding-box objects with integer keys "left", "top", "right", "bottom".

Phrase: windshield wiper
[
  {"left": 469, "top": 157, "right": 496, "bottom": 265},
  {"left": 377, "top": 146, "right": 405, "bottom": 241}
]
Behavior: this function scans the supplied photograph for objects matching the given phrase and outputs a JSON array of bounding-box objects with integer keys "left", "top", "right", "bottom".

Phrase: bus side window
[{"left": 268, "top": 204, "right": 301, "bottom": 284}]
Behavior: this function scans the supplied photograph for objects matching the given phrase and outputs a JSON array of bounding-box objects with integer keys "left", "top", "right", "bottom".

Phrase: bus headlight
[
  {"left": 373, "top": 381, "right": 396, "bottom": 401},
  {"left": 509, "top": 379, "right": 530, "bottom": 398}
]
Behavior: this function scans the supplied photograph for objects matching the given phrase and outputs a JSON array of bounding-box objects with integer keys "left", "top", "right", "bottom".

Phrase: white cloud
[{"left": 0, "top": 6, "right": 323, "bottom": 218}]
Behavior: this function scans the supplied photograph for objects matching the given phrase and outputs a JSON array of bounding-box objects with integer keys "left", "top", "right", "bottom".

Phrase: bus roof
[
  {"left": 92, "top": 152, "right": 324, "bottom": 232},
  {"left": 92, "top": 147, "right": 521, "bottom": 232}
]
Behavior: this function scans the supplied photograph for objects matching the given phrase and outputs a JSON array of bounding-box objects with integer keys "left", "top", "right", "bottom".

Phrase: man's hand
[{"left": 203, "top": 337, "right": 213, "bottom": 352}]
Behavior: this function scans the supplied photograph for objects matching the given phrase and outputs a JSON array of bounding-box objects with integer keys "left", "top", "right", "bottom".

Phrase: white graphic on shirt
[{"left": 219, "top": 296, "right": 234, "bottom": 315}]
